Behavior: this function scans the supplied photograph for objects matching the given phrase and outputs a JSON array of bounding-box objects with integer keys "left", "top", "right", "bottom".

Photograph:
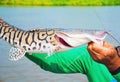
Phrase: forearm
[
  {"left": 107, "top": 52, "right": 120, "bottom": 81},
  {"left": 25, "top": 47, "right": 87, "bottom": 74},
  {"left": 103, "top": 46, "right": 120, "bottom": 75},
  {"left": 25, "top": 53, "right": 67, "bottom": 73},
  {"left": 106, "top": 55, "right": 120, "bottom": 73}
]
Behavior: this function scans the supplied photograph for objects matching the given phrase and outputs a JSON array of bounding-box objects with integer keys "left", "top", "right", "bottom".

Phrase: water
[{"left": 0, "top": 6, "right": 120, "bottom": 82}]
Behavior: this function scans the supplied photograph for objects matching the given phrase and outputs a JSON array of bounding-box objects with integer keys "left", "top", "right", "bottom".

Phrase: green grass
[{"left": 0, "top": 0, "right": 120, "bottom": 6}]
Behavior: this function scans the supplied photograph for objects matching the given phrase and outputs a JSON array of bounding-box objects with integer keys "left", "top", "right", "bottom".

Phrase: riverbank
[{"left": 0, "top": 0, "right": 119, "bottom": 6}]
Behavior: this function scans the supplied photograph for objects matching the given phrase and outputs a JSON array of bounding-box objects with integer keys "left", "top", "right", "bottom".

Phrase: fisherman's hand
[{"left": 87, "top": 41, "right": 120, "bottom": 73}]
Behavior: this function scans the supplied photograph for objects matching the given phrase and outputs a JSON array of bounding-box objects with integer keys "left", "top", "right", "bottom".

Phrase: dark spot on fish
[
  {"left": 23, "top": 46, "right": 26, "bottom": 50},
  {"left": 33, "top": 47, "right": 36, "bottom": 50},
  {"left": 39, "top": 43, "right": 41, "bottom": 46},
  {"left": 53, "top": 44, "right": 56, "bottom": 46},
  {"left": 28, "top": 48, "right": 31, "bottom": 50},
  {"left": 4, "top": 37, "right": 7, "bottom": 41},
  {"left": 50, "top": 37, "right": 52, "bottom": 40},
  {"left": 14, "top": 42, "right": 17, "bottom": 45},
  {"left": 38, "top": 43, "right": 41, "bottom": 50},
  {"left": 43, "top": 45, "right": 46, "bottom": 48},
  {"left": 42, "top": 34, "right": 45, "bottom": 36}
]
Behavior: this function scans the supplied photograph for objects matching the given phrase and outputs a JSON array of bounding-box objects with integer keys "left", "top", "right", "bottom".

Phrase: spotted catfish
[{"left": 0, "top": 17, "right": 107, "bottom": 61}]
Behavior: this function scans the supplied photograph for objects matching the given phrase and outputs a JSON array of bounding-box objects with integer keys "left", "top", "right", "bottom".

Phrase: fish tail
[{"left": 0, "top": 17, "right": 26, "bottom": 47}]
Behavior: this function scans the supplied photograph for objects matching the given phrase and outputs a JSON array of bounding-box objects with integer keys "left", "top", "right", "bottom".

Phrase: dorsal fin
[{"left": 28, "top": 28, "right": 56, "bottom": 33}]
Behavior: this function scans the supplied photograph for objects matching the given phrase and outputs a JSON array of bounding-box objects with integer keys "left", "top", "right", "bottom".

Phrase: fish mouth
[
  {"left": 54, "top": 31, "right": 108, "bottom": 49},
  {"left": 55, "top": 32, "right": 73, "bottom": 48}
]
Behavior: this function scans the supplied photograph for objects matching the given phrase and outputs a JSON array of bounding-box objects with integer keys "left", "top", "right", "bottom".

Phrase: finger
[
  {"left": 88, "top": 41, "right": 101, "bottom": 50},
  {"left": 89, "top": 42, "right": 103, "bottom": 51},
  {"left": 88, "top": 47, "right": 102, "bottom": 61},
  {"left": 88, "top": 42, "right": 101, "bottom": 56},
  {"left": 89, "top": 51, "right": 97, "bottom": 60},
  {"left": 88, "top": 42, "right": 101, "bottom": 55},
  {"left": 88, "top": 41, "right": 94, "bottom": 46},
  {"left": 88, "top": 42, "right": 109, "bottom": 56},
  {"left": 103, "top": 41, "right": 114, "bottom": 48},
  {"left": 88, "top": 41, "right": 94, "bottom": 51},
  {"left": 103, "top": 41, "right": 116, "bottom": 54},
  {"left": 88, "top": 41, "right": 111, "bottom": 55}
]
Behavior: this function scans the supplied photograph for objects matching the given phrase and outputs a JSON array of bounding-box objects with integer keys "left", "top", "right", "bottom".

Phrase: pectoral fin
[{"left": 9, "top": 47, "right": 26, "bottom": 61}]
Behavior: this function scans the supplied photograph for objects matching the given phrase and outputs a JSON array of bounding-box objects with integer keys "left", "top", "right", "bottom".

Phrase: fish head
[
  {"left": 53, "top": 31, "right": 87, "bottom": 52},
  {"left": 53, "top": 30, "right": 107, "bottom": 52}
]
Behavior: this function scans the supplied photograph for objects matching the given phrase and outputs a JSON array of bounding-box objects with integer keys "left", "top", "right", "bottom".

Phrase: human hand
[{"left": 87, "top": 41, "right": 120, "bottom": 73}]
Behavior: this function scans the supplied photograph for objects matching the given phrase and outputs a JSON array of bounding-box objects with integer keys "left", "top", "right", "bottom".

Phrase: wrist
[
  {"left": 105, "top": 55, "right": 120, "bottom": 73},
  {"left": 111, "top": 67, "right": 120, "bottom": 75}
]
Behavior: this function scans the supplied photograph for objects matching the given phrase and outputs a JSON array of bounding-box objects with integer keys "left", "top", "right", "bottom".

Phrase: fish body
[{"left": 0, "top": 17, "right": 107, "bottom": 61}]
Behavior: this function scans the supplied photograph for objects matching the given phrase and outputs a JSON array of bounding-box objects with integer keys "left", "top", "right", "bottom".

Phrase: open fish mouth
[
  {"left": 54, "top": 31, "right": 86, "bottom": 48},
  {"left": 54, "top": 31, "right": 83, "bottom": 48},
  {"left": 54, "top": 31, "right": 108, "bottom": 49},
  {"left": 55, "top": 34, "right": 73, "bottom": 48}
]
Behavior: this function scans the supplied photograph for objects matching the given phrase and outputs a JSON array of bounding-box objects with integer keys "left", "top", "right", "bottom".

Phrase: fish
[{"left": 0, "top": 17, "right": 107, "bottom": 61}]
